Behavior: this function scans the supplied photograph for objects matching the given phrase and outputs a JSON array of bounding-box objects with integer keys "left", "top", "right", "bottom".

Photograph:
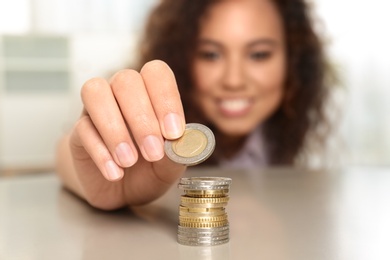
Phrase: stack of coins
[
  {"left": 164, "top": 123, "right": 232, "bottom": 246},
  {"left": 177, "top": 177, "right": 232, "bottom": 246}
]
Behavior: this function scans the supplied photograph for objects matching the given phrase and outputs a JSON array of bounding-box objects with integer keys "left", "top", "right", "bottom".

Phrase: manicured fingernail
[
  {"left": 115, "top": 142, "right": 136, "bottom": 167},
  {"left": 105, "top": 160, "right": 123, "bottom": 181},
  {"left": 163, "top": 113, "right": 184, "bottom": 139},
  {"left": 142, "top": 135, "right": 164, "bottom": 161}
]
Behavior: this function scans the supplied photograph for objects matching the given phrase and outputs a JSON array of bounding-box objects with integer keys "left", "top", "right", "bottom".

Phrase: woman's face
[{"left": 192, "top": 0, "right": 286, "bottom": 137}]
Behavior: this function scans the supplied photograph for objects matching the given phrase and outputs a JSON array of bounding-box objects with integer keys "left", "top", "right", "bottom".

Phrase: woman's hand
[{"left": 56, "top": 60, "right": 187, "bottom": 210}]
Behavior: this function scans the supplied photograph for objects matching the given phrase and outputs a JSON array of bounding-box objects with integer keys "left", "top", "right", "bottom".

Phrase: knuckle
[
  {"left": 74, "top": 116, "right": 92, "bottom": 132},
  {"left": 111, "top": 69, "right": 141, "bottom": 91},
  {"left": 81, "top": 77, "right": 107, "bottom": 99}
]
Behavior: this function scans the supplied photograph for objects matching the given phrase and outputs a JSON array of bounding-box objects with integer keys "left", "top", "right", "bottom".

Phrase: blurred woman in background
[{"left": 56, "top": 0, "right": 334, "bottom": 209}]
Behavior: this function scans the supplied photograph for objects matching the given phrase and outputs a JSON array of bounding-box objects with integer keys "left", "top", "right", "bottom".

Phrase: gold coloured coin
[
  {"left": 180, "top": 196, "right": 229, "bottom": 205},
  {"left": 179, "top": 220, "right": 229, "bottom": 228},
  {"left": 164, "top": 123, "right": 215, "bottom": 166},
  {"left": 173, "top": 129, "right": 207, "bottom": 157},
  {"left": 179, "top": 207, "right": 226, "bottom": 217},
  {"left": 184, "top": 189, "right": 229, "bottom": 198},
  {"left": 179, "top": 206, "right": 224, "bottom": 213},
  {"left": 180, "top": 202, "right": 228, "bottom": 208},
  {"left": 179, "top": 214, "right": 228, "bottom": 223},
  {"left": 179, "top": 211, "right": 226, "bottom": 218}
]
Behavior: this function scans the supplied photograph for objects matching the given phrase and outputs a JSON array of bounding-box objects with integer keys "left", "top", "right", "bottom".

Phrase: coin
[
  {"left": 177, "top": 229, "right": 230, "bottom": 238},
  {"left": 180, "top": 196, "right": 230, "bottom": 205},
  {"left": 164, "top": 123, "right": 215, "bottom": 166},
  {"left": 179, "top": 206, "right": 226, "bottom": 217},
  {"left": 177, "top": 233, "right": 230, "bottom": 242},
  {"left": 181, "top": 202, "right": 228, "bottom": 209},
  {"left": 177, "top": 225, "right": 230, "bottom": 234},
  {"left": 178, "top": 177, "right": 232, "bottom": 190},
  {"left": 184, "top": 189, "right": 229, "bottom": 198},
  {"left": 179, "top": 220, "right": 228, "bottom": 228},
  {"left": 179, "top": 177, "right": 232, "bottom": 187},
  {"left": 179, "top": 206, "right": 225, "bottom": 213},
  {"left": 177, "top": 176, "right": 231, "bottom": 246},
  {"left": 179, "top": 214, "right": 228, "bottom": 223},
  {"left": 177, "top": 238, "right": 229, "bottom": 247}
]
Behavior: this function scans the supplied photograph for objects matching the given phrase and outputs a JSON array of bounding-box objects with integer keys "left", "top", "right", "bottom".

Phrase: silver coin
[
  {"left": 164, "top": 123, "right": 215, "bottom": 166},
  {"left": 177, "top": 237, "right": 229, "bottom": 246},
  {"left": 177, "top": 230, "right": 230, "bottom": 238},
  {"left": 178, "top": 184, "right": 231, "bottom": 191},
  {"left": 178, "top": 177, "right": 232, "bottom": 190},
  {"left": 177, "top": 234, "right": 229, "bottom": 242},
  {"left": 178, "top": 225, "right": 230, "bottom": 233}
]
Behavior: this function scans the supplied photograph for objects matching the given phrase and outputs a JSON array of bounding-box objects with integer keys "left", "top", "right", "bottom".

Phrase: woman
[{"left": 56, "top": 0, "right": 332, "bottom": 210}]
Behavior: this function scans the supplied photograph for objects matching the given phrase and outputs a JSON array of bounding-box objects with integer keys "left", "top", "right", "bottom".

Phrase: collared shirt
[{"left": 219, "top": 127, "right": 268, "bottom": 169}]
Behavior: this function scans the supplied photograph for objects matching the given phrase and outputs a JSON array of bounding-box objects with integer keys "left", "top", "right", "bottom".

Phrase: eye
[
  {"left": 249, "top": 51, "right": 271, "bottom": 61},
  {"left": 197, "top": 51, "right": 220, "bottom": 61}
]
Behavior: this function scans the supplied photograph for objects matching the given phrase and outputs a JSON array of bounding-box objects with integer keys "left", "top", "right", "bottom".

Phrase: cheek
[
  {"left": 192, "top": 61, "right": 222, "bottom": 93},
  {"left": 249, "top": 56, "right": 286, "bottom": 93}
]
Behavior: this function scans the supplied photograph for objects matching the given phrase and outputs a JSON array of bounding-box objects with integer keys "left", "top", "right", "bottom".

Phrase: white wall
[
  {"left": 0, "top": 0, "right": 155, "bottom": 170},
  {"left": 1, "top": 0, "right": 389, "bottom": 170},
  {"left": 314, "top": 0, "right": 390, "bottom": 165}
]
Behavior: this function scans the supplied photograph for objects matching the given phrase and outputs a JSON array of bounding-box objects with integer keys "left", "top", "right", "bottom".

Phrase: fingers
[
  {"left": 81, "top": 77, "right": 138, "bottom": 171},
  {"left": 110, "top": 69, "right": 165, "bottom": 162},
  {"left": 109, "top": 60, "right": 185, "bottom": 159},
  {"left": 79, "top": 60, "right": 185, "bottom": 183},
  {"left": 140, "top": 60, "right": 186, "bottom": 140},
  {"left": 74, "top": 115, "right": 125, "bottom": 181}
]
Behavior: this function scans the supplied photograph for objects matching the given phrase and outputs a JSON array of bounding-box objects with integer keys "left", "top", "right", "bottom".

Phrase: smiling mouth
[{"left": 219, "top": 98, "right": 252, "bottom": 117}]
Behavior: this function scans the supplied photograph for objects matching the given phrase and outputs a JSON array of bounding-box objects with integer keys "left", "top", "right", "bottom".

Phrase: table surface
[{"left": 1, "top": 167, "right": 390, "bottom": 260}]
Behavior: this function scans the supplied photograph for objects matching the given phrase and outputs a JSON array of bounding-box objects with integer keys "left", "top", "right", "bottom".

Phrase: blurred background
[{"left": 0, "top": 0, "right": 389, "bottom": 175}]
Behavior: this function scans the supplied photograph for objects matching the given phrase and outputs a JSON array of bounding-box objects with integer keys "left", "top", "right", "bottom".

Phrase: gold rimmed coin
[
  {"left": 179, "top": 214, "right": 228, "bottom": 223},
  {"left": 180, "top": 196, "right": 229, "bottom": 205},
  {"left": 179, "top": 206, "right": 224, "bottom": 213},
  {"left": 177, "top": 225, "right": 230, "bottom": 234},
  {"left": 179, "top": 206, "right": 226, "bottom": 217},
  {"left": 184, "top": 189, "right": 229, "bottom": 198},
  {"left": 179, "top": 220, "right": 229, "bottom": 228},
  {"left": 164, "top": 123, "right": 215, "bottom": 166}
]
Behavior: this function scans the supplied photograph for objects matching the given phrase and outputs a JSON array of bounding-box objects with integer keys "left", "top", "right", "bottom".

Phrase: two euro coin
[
  {"left": 165, "top": 123, "right": 215, "bottom": 166},
  {"left": 177, "top": 177, "right": 232, "bottom": 246}
]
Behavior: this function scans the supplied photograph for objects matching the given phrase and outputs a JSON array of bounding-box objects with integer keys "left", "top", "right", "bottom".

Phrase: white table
[{"left": 1, "top": 167, "right": 390, "bottom": 259}]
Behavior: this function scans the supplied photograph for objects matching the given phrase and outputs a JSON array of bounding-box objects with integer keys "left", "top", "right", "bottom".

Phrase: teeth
[{"left": 220, "top": 99, "right": 250, "bottom": 113}]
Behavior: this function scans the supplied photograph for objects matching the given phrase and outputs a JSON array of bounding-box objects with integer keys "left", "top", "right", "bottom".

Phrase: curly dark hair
[{"left": 135, "top": 0, "right": 332, "bottom": 166}]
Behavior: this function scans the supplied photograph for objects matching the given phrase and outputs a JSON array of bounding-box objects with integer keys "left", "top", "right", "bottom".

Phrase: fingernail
[
  {"left": 105, "top": 160, "right": 123, "bottom": 181},
  {"left": 115, "top": 142, "right": 136, "bottom": 167},
  {"left": 163, "top": 113, "right": 184, "bottom": 139},
  {"left": 142, "top": 135, "right": 164, "bottom": 161}
]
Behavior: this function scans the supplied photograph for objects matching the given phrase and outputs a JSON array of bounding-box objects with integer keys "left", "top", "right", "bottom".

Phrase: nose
[{"left": 222, "top": 55, "right": 245, "bottom": 90}]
